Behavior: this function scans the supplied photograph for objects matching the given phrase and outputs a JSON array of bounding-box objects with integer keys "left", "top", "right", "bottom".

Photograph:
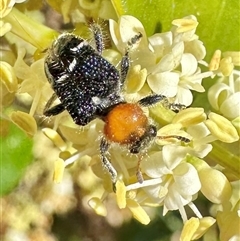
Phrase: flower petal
[
  {"left": 162, "top": 145, "right": 187, "bottom": 170},
  {"left": 234, "top": 76, "right": 240, "bottom": 92},
  {"left": 175, "top": 86, "right": 193, "bottom": 106},
  {"left": 142, "top": 151, "right": 169, "bottom": 178},
  {"left": 125, "top": 65, "right": 147, "bottom": 93},
  {"left": 208, "top": 83, "right": 231, "bottom": 110},
  {"left": 109, "top": 15, "right": 148, "bottom": 53},
  {"left": 199, "top": 167, "right": 232, "bottom": 204},
  {"left": 109, "top": 19, "right": 120, "bottom": 48},
  {"left": 192, "top": 144, "right": 213, "bottom": 159},
  {"left": 172, "top": 41, "right": 185, "bottom": 66},
  {"left": 154, "top": 53, "right": 175, "bottom": 72},
  {"left": 181, "top": 53, "right": 198, "bottom": 76},
  {"left": 148, "top": 31, "right": 172, "bottom": 55},
  {"left": 164, "top": 183, "right": 192, "bottom": 211},
  {"left": 142, "top": 184, "right": 168, "bottom": 201},
  {"left": 174, "top": 163, "right": 201, "bottom": 196},
  {"left": 147, "top": 72, "right": 179, "bottom": 96},
  {"left": 119, "top": 15, "right": 147, "bottom": 46},
  {"left": 187, "top": 123, "right": 210, "bottom": 139},
  {"left": 184, "top": 39, "right": 206, "bottom": 61},
  {"left": 220, "top": 92, "right": 240, "bottom": 119}
]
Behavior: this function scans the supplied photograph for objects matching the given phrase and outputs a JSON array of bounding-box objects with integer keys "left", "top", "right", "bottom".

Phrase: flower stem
[
  {"left": 4, "top": 8, "right": 58, "bottom": 50},
  {"left": 209, "top": 141, "right": 240, "bottom": 179}
]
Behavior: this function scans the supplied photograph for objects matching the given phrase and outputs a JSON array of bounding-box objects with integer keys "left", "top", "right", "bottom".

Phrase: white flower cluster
[
  {"left": 109, "top": 15, "right": 212, "bottom": 106},
  {"left": 36, "top": 17, "right": 238, "bottom": 239},
  {"left": 4, "top": 10, "right": 238, "bottom": 240},
  {"left": 80, "top": 15, "right": 237, "bottom": 240}
]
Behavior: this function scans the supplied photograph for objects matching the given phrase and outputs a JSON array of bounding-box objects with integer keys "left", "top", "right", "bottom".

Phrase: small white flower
[
  {"left": 133, "top": 145, "right": 202, "bottom": 221},
  {"left": 208, "top": 71, "right": 240, "bottom": 120},
  {"left": 148, "top": 53, "right": 207, "bottom": 106}
]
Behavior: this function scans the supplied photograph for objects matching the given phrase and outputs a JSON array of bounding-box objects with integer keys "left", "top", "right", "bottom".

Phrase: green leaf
[
  {"left": 0, "top": 119, "right": 33, "bottom": 196},
  {"left": 111, "top": 0, "right": 240, "bottom": 60}
]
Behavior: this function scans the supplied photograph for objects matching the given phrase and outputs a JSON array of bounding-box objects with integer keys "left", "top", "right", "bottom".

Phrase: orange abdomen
[{"left": 104, "top": 103, "right": 148, "bottom": 144}]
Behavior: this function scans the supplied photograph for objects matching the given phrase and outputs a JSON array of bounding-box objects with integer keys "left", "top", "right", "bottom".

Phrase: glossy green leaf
[
  {"left": 0, "top": 119, "right": 33, "bottom": 196},
  {"left": 111, "top": 0, "right": 240, "bottom": 60}
]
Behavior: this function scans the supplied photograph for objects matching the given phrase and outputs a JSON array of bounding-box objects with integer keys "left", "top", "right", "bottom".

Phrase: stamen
[
  {"left": 64, "top": 148, "right": 96, "bottom": 166},
  {"left": 188, "top": 202, "right": 203, "bottom": 219},
  {"left": 126, "top": 178, "right": 162, "bottom": 191},
  {"left": 136, "top": 155, "right": 144, "bottom": 183}
]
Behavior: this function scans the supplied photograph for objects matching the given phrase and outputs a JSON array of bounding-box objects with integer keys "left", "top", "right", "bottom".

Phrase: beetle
[{"left": 44, "top": 23, "right": 189, "bottom": 191}]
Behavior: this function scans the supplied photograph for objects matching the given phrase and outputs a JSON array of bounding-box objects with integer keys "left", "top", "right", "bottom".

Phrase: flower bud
[
  {"left": 172, "top": 107, "right": 206, "bottom": 127},
  {"left": 205, "top": 112, "right": 239, "bottom": 143},
  {"left": 53, "top": 158, "right": 65, "bottom": 183},
  {"left": 223, "top": 51, "right": 240, "bottom": 66},
  {"left": 10, "top": 111, "right": 37, "bottom": 137},
  {"left": 172, "top": 18, "right": 198, "bottom": 33},
  {"left": 199, "top": 167, "right": 232, "bottom": 204},
  {"left": 219, "top": 57, "right": 234, "bottom": 76},
  {"left": 126, "top": 199, "right": 150, "bottom": 225},
  {"left": 116, "top": 180, "right": 127, "bottom": 209},
  {"left": 180, "top": 217, "right": 216, "bottom": 241},
  {"left": 209, "top": 50, "right": 221, "bottom": 71}
]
